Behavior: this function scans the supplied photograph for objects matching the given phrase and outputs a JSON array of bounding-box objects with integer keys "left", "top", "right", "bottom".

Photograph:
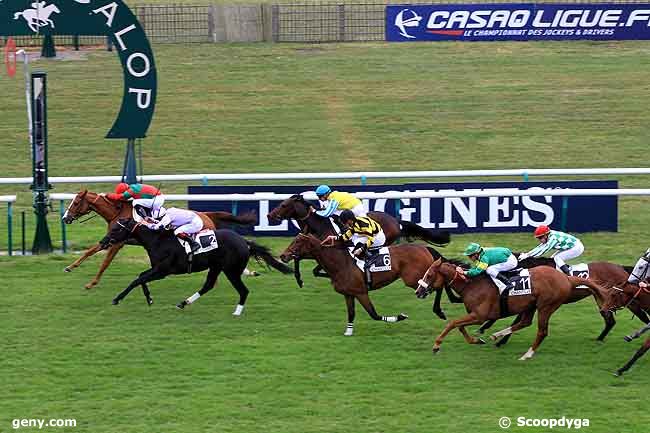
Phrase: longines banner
[
  {"left": 188, "top": 180, "right": 618, "bottom": 236},
  {"left": 0, "top": 0, "right": 156, "bottom": 138},
  {"left": 386, "top": 4, "right": 650, "bottom": 41}
]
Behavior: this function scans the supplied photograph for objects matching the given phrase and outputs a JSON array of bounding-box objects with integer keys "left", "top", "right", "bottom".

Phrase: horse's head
[
  {"left": 62, "top": 190, "right": 91, "bottom": 224},
  {"left": 600, "top": 283, "right": 648, "bottom": 314},
  {"left": 105, "top": 218, "right": 138, "bottom": 248},
  {"left": 415, "top": 258, "right": 447, "bottom": 299},
  {"left": 268, "top": 194, "right": 312, "bottom": 223},
  {"left": 280, "top": 233, "right": 319, "bottom": 263}
]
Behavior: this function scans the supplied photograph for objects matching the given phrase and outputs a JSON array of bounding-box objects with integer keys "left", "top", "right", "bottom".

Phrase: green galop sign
[{"left": 1, "top": 0, "right": 157, "bottom": 139}]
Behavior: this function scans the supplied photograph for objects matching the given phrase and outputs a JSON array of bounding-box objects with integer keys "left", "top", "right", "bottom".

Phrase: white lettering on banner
[
  {"left": 255, "top": 201, "right": 288, "bottom": 231},
  {"left": 425, "top": 7, "right": 647, "bottom": 31},
  {"left": 128, "top": 88, "right": 152, "bottom": 109},
  {"left": 521, "top": 188, "right": 554, "bottom": 225},
  {"left": 399, "top": 198, "right": 417, "bottom": 220},
  {"left": 485, "top": 196, "right": 519, "bottom": 227},
  {"left": 127, "top": 53, "right": 151, "bottom": 77},
  {"left": 92, "top": 2, "right": 118, "bottom": 27},
  {"left": 439, "top": 191, "right": 478, "bottom": 229},
  {"left": 417, "top": 197, "right": 436, "bottom": 228},
  {"left": 114, "top": 24, "right": 136, "bottom": 51}
]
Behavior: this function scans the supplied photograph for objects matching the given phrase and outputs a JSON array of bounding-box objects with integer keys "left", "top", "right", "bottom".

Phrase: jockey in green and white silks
[
  {"left": 461, "top": 243, "right": 518, "bottom": 293},
  {"left": 518, "top": 225, "right": 584, "bottom": 275}
]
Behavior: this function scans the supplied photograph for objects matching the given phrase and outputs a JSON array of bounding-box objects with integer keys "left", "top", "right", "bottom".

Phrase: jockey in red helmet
[
  {"left": 519, "top": 225, "right": 584, "bottom": 275},
  {"left": 106, "top": 183, "right": 165, "bottom": 218}
]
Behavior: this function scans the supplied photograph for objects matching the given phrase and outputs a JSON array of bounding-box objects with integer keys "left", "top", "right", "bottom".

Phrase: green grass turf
[{"left": 1, "top": 40, "right": 650, "bottom": 432}]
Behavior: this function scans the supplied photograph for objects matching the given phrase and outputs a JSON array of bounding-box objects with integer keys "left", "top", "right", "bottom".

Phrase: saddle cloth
[
  {"left": 502, "top": 269, "right": 532, "bottom": 296},
  {"left": 177, "top": 229, "right": 219, "bottom": 255},
  {"left": 353, "top": 247, "right": 391, "bottom": 273}
]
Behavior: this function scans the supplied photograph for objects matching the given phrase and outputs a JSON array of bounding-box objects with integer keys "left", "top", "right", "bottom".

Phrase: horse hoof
[
  {"left": 64, "top": 267, "right": 72, "bottom": 273},
  {"left": 489, "top": 334, "right": 499, "bottom": 342},
  {"left": 432, "top": 346, "right": 440, "bottom": 354},
  {"left": 432, "top": 309, "right": 447, "bottom": 320},
  {"left": 477, "top": 338, "right": 486, "bottom": 345},
  {"left": 397, "top": 313, "right": 409, "bottom": 321},
  {"left": 623, "top": 335, "right": 633, "bottom": 343},
  {"left": 111, "top": 299, "right": 120, "bottom": 305},
  {"left": 84, "top": 283, "right": 96, "bottom": 290},
  {"left": 613, "top": 370, "right": 623, "bottom": 377},
  {"left": 147, "top": 299, "right": 154, "bottom": 306},
  {"left": 176, "top": 302, "right": 186, "bottom": 310}
]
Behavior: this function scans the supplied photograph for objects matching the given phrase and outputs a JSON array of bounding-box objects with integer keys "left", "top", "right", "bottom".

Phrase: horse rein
[{"left": 610, "top": 284, "right": 650, "bottom": 311}]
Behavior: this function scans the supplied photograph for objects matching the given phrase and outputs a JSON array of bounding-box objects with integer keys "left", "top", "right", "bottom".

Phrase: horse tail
[
  {"left": 399, "top": 220, "right": 450, "bottom": 246},
  {"left": 14, "top": 12, "right": 23, "bottom": 20},
  {"left": 247, "top": 240, "right": 293, "bottom": 274},
  {"left": 206, "top": 210, "right": 257, "bottom": 227},
  {"left": 568, "top": 276, "right": 606, "bottom": 305}
]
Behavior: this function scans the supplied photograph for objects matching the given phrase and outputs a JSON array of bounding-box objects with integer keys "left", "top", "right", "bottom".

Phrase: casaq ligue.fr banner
[
  {"left": 188, "top": 180, "right": 617, "bottom": 236},
  {"left": 386, "top": 3, "right": 650, "bottom": 42}
]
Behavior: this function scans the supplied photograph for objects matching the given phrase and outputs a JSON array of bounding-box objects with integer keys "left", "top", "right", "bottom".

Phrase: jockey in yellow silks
[{"left": 314, "top": 185, "right": 367, "bottom": 218}]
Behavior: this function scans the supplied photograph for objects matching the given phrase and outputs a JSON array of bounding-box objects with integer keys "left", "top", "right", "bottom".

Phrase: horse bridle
[
  {"left": 610, "top": 284, "right": 650, "bottom": 311},
  {"left": 418, "top": 265, "right": 466, "bottom": 294}
]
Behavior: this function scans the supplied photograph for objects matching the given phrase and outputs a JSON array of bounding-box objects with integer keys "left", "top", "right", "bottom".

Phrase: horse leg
[
  {"left": 520, "top": 304, "right": 559, "bottom": 360},
  {"left": 84, "top": 243, "right": 125, "bottom": 289},
  {"left": 445, "top": 286, "right": 463, "bottom": 303},
  {"left": 112, "top": 267, "right": 167, "bottom": 305},
  {"left": 176, "top": 267, "right": 222, "bottom": 310},
  {"left": 432, "top": 313, "right": 482, "bottom": 353},
  {"left": 344, "top": 294, "right": 355, "bottom": 336},
  {"left": 478, "top": 319, "right": 497, "bottom": 335},
  {"left": 242, "top": 267, "right": 260, "bottom": 277},
  {"left": 615, "top": 338, "right": 650, "bottom": 376},
  {"left": 141, "top": 282, "right": 153, "bottom": 306},
  {"left": 458, "top": 327, "right": 486, "bottom": 345},
  {"left": 491, "top": 310, "right": 534, "bottom": 344},
  {"left": 432, "top": 289, "right": 447, "bottom": 320},
  {"left": 355, "top": 293, "right": 408, "bottom": 324},
  {"left": 65, "top": 243, "right": 103, "bottom": 272},
  {"left": 224, "top": 269, "right": 250, "bottom": 316},
  {"left": 596, "top": 310, "right": 616, "bottom": 342},
  {"left": 312, "top": 264, "right": 329, "bottom": 278},
  {"left": 624, "top": 321, "right": 650, "bottom": 342}
]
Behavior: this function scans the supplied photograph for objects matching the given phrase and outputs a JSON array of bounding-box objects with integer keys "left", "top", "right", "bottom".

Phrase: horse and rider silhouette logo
[{"left": 14, "top": 2, "right": 61, "bottom": 33}]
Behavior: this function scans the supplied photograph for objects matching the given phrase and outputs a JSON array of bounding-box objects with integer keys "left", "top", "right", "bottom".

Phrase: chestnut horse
[
  {"left": 480, "top": 257, "right": 649, "bottom": 345},
  {"left": 268, "top": 194, "right": 459, "bottom": 318},
  {"left": 279, "top": 233, "right": 442, "bottom": 336},
  {"left": 62, "top": 190, "right": 257, "bottom": 289},
  {"left": 600, "top": 282, "right": 650, "bottom": 375},
  {"left": 414, "top": 258, "right": 605, "bottom": 360}
]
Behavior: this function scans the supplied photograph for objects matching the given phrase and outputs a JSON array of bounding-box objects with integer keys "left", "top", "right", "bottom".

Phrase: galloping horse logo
[{"left": 14, "top": 2, "right": 61, "bottom": 33}]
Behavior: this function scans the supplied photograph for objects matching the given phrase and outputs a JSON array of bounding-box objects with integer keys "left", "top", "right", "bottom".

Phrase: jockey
[
  {"left": 144, "top": 207, "right": 202, "bottom": 253},
  {"left": 323, "top": 210, "right": 385, "bottom": 259},
  {"left": 314, "top": 185, "right": 367, "bottom": 218},
  {"left": 461, "top": 242, "right": 518, "bottom": 293},
  {"left": 107, "top": 182, "right": 164, "bottom": 218},
  {"left": 627, "top": 249, "right": 650, "bottom": 289},
  {"left": 518, "top": 225, "right": 584, "bottom": 275}
]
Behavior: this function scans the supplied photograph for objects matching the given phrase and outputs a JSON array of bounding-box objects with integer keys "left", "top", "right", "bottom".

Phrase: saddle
[
  {"left": 352, "top": 247, "right": 391, "bottom": 290},
  {"left": 499, "top": 269, "right": 533, "bottom": 318},
  {"left": 177, "top": 229, "right": 219, "bottom": 273}
]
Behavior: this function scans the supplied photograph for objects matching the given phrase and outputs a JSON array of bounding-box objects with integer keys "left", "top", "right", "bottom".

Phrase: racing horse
[
  {"left": 103, "top": 218, "right": 292, "bottom": 313},
  {"left": 268, "top": 194, "right": 460, "bottom": 318},
  {"left": 599, "top": 281, "right": 650, "bottom": 375},
  {"left": 279, "top": 233, "right": 443, "bottom": 336},
  {"left": 414, "top": 258, "right": 606, "bottom": 360},
  {"left": 479, "top": 257, "right": 649, "bottom": 346},
  {"left": 62, "top": 190, "right": 257, "bottom": 289}
]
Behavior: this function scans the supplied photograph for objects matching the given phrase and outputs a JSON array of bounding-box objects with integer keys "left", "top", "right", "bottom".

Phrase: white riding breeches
[
  {"left": 486, "top": 254, "right": 518, "bottom": 292},
  {"left": 173, "top": 215, "right": 203, "bottom": 236},
  {"left": 552, "top": 241, "right": 584, "bottom": 268},
  {"left": 350, "top": 230, "right": 386, "bottom": 250}
]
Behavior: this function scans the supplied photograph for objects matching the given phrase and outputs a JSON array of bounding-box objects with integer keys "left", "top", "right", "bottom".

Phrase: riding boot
[
  {"left": 178, "top": 233, "right": 200, "bottom": 253},
  {"left": 495, "top": 272, "right": 511, "bottom": 288},
  {"left": 495, "top": 273, "right": 512, "bottom": 318},
  {"left": 134, "top": 205, "right": 150, "bottom": 219},
  {"left": 559, "top": 264, "right": 572, "bottom": 275}
]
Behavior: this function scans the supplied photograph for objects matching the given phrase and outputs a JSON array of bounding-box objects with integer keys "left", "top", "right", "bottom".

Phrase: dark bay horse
[
  {"left": 268, "top": 194, "right": 460, "bottom": 318},
  {"left": 104, "top": 219, "right": 292, "bottom": 313},
  {"left": 62, "top": 190, "right": 257, "bottom": 289},
  {"left": 279, "top": 233, "right": 442, "bottom": 336},
  {"left": 414, "top": 258, "right": 605, "bottom": 360},
  {"left": 481, "top": 257, "right": 650, "bottom": 346},
  {"left": 600, "top": 282, "right": 650, "bottom": 375}
]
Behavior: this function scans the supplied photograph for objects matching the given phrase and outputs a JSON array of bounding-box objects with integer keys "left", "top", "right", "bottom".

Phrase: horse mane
[
  {"left": 517, "top": 255, "right": 555, "bottom": 268},
  {"left": 442, "top": 257, "right": 470, "bottom": 270}
]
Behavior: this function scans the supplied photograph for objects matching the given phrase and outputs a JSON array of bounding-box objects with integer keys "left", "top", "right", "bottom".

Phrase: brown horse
[
  {"left": 414, "top": 258, "right": 605, "bottom": 360},
  {"left": 481, "top": 257, "right": 649, "bottom": 344},
  {"left": 600, "top": 282, "right": 650, "bottom": 375},
  {"left": 268, "top": 194, "right": 459, "bottom": 318},
  {"left": 62, "top": 190, "right": 256, "bottom": 289},
  {"left": 279, "top": 233, "right": 441, "bottom": 336}
]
